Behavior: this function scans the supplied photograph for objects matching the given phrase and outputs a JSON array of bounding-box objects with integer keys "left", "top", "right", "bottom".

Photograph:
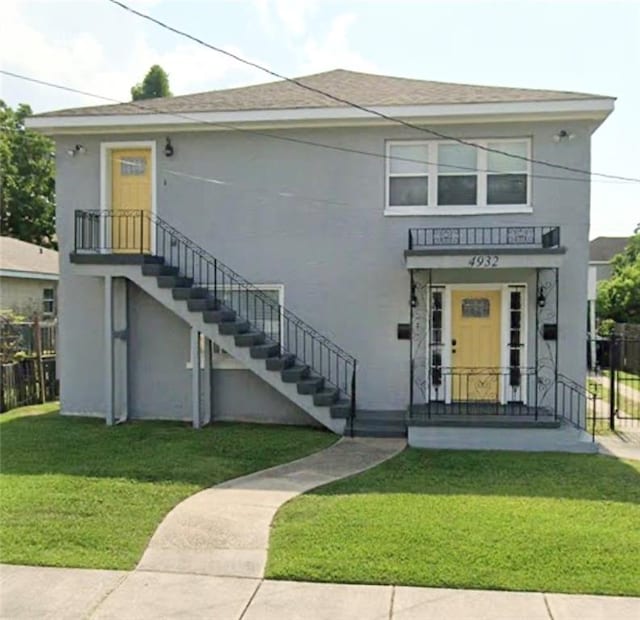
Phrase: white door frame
[
  {"left": 99, "top": 140, "right": 157, "bottom": 253},
  {"left": 427, "top": 282, "right": 528, "bottom": 405}
]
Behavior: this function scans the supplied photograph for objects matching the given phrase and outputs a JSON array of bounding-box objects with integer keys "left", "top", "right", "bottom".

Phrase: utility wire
[
  {"left": 106, "top": 0, "right": 639, "bottom": 184},
  {"left": 1, "top": 69, "right": 632, "bottom": 186}
]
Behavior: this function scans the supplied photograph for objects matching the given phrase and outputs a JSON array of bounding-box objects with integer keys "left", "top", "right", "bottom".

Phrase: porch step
[
  {"left": 313, "top": 389, "right": 339, "bottom": 406},
  {"left": 218, "top": 320, "right": 250, "bottom": 335},
  {"left": 172, "top": 287, "right": 194, "bottom": 301},
  {"left": 188, "top": 287, "right": 210, "bottom": 299},
  {"left": 330, "top": 400, "right": 352, "bottom": 419},
  {"left": 203, "top": 309, "right": 237, "bottom": 323},
  {"left": 172, "top": 286, "right": 209, "bottom": 301},
  {"left": 349, "top": 410, "right": 407, "bottom": 438},
  {"left": 282, "top": 365, "right": 310, "bottom": 383},
  {"left": 250, "top": 343, "right": 280, "bottom": 359},
  {"left": 297, "top": 376, "right": 325, "bottom": 395},
  {"left": 266, "top": 355, "right": 296, "bottom": 371},
  {"left": 234, "top": 331, "right": 266, "bottom": 347},
  {"left": 142, "top": 263, "right": 179, "bottom": 277},
  {"left": 157, "top": 275, "right": 193, "bottom": 289},
  {"left": 188, "top": 298, "right": 219, "bottom": 312},
  {"left": 352, "top": 425, "right": 407, "bottom": 438}
]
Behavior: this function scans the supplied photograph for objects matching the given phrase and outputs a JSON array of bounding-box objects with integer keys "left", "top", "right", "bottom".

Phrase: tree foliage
[
  {"left": 131, "top": 65, "right": 172, "bottom": 101},
  {"left": 0, "top": 101, "right": 56, "bottom": 247},
  {"left": 597, "top": 231, "right": 640, "bottom": 324}
]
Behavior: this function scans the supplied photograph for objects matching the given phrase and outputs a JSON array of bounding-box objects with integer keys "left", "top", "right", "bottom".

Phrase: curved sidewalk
[{"left": 137, "top": 436, "right": 405, "bottom": 578}]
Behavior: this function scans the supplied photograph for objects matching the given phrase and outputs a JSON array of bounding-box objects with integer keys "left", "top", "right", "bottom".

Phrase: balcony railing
[{"left": 408, "top": 226, "right": 561, "bottom": 250}]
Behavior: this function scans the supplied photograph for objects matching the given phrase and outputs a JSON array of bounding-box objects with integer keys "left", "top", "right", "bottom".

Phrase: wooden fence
[{"left": 0, "top": 356, "right": 58, "bottom": 413}]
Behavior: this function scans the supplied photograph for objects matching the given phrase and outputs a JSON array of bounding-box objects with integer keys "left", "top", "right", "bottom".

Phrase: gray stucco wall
[{"left": 54, "top": 119, "right": 594, "bottom": 417}]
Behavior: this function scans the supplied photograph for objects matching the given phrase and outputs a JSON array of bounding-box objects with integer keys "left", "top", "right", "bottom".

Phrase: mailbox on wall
[
  {"left": 397, "top": 323, "right": 411, "bottom": 340},
  {"left": 543, "top": 323, "right": 558, "bottom": 341}
]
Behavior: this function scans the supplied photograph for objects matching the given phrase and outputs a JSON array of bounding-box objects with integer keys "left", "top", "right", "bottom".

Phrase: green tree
[
  {"left": 131, "top": 65, "right": 172, "bottom": 101},
  {"left": 597, "top": 231, "right": 640, "bottom": 324},
  {"left": 0, "top": 101, "right": 55, "bottom": 248}
]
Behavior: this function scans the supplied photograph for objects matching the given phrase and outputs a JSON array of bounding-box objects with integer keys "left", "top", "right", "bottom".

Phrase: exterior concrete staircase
[{"left": 71, "top": 210, "right": 357, "bottom": 435}]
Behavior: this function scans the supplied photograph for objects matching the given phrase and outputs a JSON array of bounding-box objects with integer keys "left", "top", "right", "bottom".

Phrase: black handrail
[
  {"left": 74, "top": 209, "right": 357, "bottom": 423},
  {"left": 557, "top": 373, "right": 597, "bottom": 440},
  {"left": 408, "top": 226, "right": 561, "bottom": 250}
]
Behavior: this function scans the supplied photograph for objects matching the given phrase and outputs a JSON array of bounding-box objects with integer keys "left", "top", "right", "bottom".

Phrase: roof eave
[{"left": 26, "top": 98, "right": 615, "bottom": 135}]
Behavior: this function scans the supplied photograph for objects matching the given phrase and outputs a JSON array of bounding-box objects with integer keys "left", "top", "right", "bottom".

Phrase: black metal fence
[
  {"left": 0, "top": 356, "right": 58, "bottom": 412},
  {"left": 588, "top": 335, "right": 640, "bottom": 431},
  {"left": 73, "top": 209, "right": 357, "bottom": 421}
]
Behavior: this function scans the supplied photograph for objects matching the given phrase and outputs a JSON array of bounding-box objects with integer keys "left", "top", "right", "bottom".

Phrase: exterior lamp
[
  {"left": 164, "top": 137, "right": 174, "bottom": 157},
  {"left": 537, "top": 287, "right": 547, "bottom": 308},
  {"left": 67, "top": 144, "right": 86, "bottom": 157}
]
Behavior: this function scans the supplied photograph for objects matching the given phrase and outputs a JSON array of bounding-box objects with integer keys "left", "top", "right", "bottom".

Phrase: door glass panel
[
  {"left": 120, "top": 157, "right": 146, "bottom": 175},
  {"left": 461, "top": 298, "right": 490, "bottom": 318}
]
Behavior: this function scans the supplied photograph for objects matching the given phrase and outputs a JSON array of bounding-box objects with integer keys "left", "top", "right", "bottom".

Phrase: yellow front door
[
  {"left": 451, "top": 289, "right": 502, "bottom": 401},
  {"left": 110, "top": 148, "right": 152, "bottom": 253}
]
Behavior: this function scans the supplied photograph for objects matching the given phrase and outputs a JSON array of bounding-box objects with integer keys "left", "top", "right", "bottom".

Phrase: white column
[
  {"left": 202, "top": 337, "right": 212, "bottom": 426},
  {"left": 104, "top": 276, "right": 114, "bottom": 426},
  {"left": 590, "top": 299, "right": 597, "bottom": 371},
  {"left": 113, "top": 278, "right": 129, "bottom": 422},
  {"left": 191, "top": 328, "right": 201, "bottom": 429}
]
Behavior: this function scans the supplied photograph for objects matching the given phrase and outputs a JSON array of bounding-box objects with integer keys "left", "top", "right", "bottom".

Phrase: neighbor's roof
[
  {"left": 589, "top": 237, "right": 630, "bottom": 262},
  {"left": 0, "top": 237, "right": 59, "bottom": 276},
  {"left": 34, "top": 69, "right": 610, "bottom": 118}
]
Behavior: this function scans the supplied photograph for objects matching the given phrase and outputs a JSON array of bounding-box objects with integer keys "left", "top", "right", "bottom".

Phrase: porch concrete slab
[
  {"left": 545, "top": 592, "right": 640, "bottom": 620},
  {"left": 138, "top": 438, "right": 405, "bottom": 577},
  {"left": 0, "top": 564, "right": 126, "bottom": 620},
  {"left": 393, "top": 586, "right": 549, "bottom": 620},
  {"left": 243, "top": 580, "right": 392, "bottom": 620},
  {"left": 92, "top": 570, "right": 258, "bottom": 620}
]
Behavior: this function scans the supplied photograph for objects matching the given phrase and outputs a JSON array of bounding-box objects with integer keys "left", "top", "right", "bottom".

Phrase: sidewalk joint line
[
  {"left": 389, "top": 585, "right": 396, "bottom": 620},
  {"left": 86, "top": 572, "right": 129, "bottom": 620},
  {"left": 239, "top": 578, "right": 264, "bottom": 620},
  {"left": 543, "top": 593, "right": 555, "bottom": 620}
]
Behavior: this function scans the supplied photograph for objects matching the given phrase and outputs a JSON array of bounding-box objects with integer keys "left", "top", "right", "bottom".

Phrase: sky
[{"left": 1, "top": 0, "right": 639, "bottom": 238}]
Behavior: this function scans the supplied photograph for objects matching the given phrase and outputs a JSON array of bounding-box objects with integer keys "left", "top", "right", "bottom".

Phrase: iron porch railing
[
  {"left": 408, "top": 226, "right": 561, "bottom": 250},
  {"left": 73, "top": 209, "right": 357, "bottom": 425}
]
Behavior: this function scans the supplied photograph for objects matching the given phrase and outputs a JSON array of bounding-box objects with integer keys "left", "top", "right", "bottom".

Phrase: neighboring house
[
  {"left": 27, "top": 69, "right": 614, "bottom": 445},
  {"left": 0, "top": 237, "right": 59, "bottom": 318}
]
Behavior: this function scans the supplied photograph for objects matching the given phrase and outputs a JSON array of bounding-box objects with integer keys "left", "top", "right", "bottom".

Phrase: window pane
[
  {"left": 487, "top": 141, "right": 527, "bottom": 173},
  {"left": 438, "top": 144, "right": 476, "bottom": 173},
  {"left": 487, "top": 174, "right": 527, "bottom": 204},
  {"left": 389, "top": 144, "right": 429, "bottom": 174},
  {"left": 437, "top": 175, "right": 477, "bottom": 205},
  {"left": 389, "top": 176, "right": 428, "bottom": 206}
]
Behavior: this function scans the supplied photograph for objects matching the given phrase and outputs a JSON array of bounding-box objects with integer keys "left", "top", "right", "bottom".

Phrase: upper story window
[
  {"left": 42, "top": 288, "right": 56, "bottom": 316},
  {"left": 386, "top": 138, "right": 531, "bottom": 215}
]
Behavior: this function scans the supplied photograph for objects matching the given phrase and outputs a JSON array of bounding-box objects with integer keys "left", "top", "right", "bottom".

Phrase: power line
[
  {"left": 0, "top": 69, "right": 632, "bottom": 186},
  {"left": 106, "top": 0, "right": 639, "bottom": 184}
]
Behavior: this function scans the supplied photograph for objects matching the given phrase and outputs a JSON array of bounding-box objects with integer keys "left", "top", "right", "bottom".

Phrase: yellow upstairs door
[
  {"left": 110, "top": 148, "right": 152, "bottom": 253},
  {"left": 451, "top": 289, "right": 502, "bottom": 401}
]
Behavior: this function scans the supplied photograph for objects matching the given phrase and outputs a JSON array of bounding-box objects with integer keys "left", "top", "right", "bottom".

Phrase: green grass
[
  {"left": 0, "top": 404, "right": 336, "bottom": 570},
  {"left": 603, "top": 369, "right": 640, "bottom": 392},
  {"left": 267, "top": 449, "right": 640, "bottom": 596},
  {"left": 591, "top": 377, "right": 639, "bottom": 421}
]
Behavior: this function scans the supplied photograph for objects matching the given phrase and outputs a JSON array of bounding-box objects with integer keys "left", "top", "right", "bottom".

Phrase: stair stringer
[{"left": 85, "top": 263, "right": 346, "bottom": 434}]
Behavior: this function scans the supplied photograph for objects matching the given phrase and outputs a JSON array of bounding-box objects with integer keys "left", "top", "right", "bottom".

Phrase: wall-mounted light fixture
[
  {"left": 537, "top": 287, "right": 547, "bottom": 308},
  {"left": 67, "top": 144, "right": 86, "bottom": 157},
  {"left": 164, "top": 137, "right": 174, "bottom": 157},
  {"left": 553, "top": 129, "right": 575, "bottom": 143},
  {"left": 410, "top": 283, "right": 418, "bottom": 308}
]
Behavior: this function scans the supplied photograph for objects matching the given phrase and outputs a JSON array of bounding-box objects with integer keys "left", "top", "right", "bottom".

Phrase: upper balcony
[{"left": 405, "top": 226, "right": 565, "bottom": 270}]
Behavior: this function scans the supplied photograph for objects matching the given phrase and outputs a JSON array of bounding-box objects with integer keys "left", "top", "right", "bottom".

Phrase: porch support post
[
  {"left": 190, "top": 328, "right": 201, "bottom": 429},
  {"left": 534, "top": 268, "right": 539, "bottom": 416},
  {"left": 409, "top": 270, "right": 414, "bottom": 417},
  {"left": 112, "top": 277, "right": 129, "bottom": 422},
  {"left": 589, "top": 299, "right": 597, "bottom": 371},
  {"left": 202, "top": 337, "right": 213, "bottom": 425},
  {"left": 104, "top": 275, "right": 114, "bottom": 426}
]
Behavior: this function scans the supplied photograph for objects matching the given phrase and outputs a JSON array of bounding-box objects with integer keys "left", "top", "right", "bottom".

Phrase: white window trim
[
  {"left": 186, "top": 284, "right": 285, "bottom": 370},
  {"left": 384, "top": 137, "right": 532, "bottom": 216}
]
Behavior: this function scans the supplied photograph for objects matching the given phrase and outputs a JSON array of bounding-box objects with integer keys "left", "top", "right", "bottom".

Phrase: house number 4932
[{"left": 468, "top": 255, "right": 499, "bottom": 268}]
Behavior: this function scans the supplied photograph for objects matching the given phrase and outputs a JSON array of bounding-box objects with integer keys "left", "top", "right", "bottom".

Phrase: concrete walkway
[
  {"left": 137, "top": 437, "right": 405, "bottom": 578},
  {"left": 2, "top": 564, "right": 639, "bottom": 619},
  {"left": 598, "top": 430, "right": 640, "bottom": 460}
]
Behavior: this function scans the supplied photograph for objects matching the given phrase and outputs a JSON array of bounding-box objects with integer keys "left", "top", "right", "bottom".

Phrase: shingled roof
[
  {"left": 589, "top": 237, "right": 630, "bottom": 263},
  {"left": 0, "top": 237, "right": 59, "bottom": 276},
  {"left": 35, "top": 69, "right": 608, "bottom": 118}
]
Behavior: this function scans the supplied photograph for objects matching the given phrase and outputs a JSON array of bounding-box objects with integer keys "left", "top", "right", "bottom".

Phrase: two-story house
[{"left": 28, "top": 70, "right": 614, "bottom": 449}]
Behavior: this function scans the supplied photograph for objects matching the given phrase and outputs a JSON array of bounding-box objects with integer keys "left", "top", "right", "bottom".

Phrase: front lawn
[
  {"left": 0, "top": 404, "right": 335, "bottom": 570},
  {"left": 267, "top": 449, "right": 640, "bottom": 596}
]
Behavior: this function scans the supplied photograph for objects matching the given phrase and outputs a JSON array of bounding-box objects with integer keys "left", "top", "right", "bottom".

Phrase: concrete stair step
[
  {"left": 266, "top": 355, "right": 296, "bottom": 371},
  {"left": 188, "top": 298, "right": 219, "bottom": 312},
  {"left": 172, "top": 287, "right": 194, "bottom": 300},
  {"left": 352, "top": 427, "right": 407, "bottom": 438},
  {"left": 297, "top": 376, "right": 325, "bottom": 395},
  {"left": 234, "top": 332, "right": 266, "bottom": 347},
  {"left": 142, "top": 263, "right": 178, "bottom": 276},
  {"left": 157, "top": 275, "right": 193, "bottom": 289},
  {"left": 218, "top": 320, "right": 250, "bottom": 335},
  {"left": 203, "top": 309, "right": 237, "bottom": 323},
  {"left": 250, "top": 343, "right": 280, "bottom": 359},
  {"left": 188, "top": 287, "right": 209, "bottom": 299},
  {"left": 281, "top": 365, "right": 310, "bottom": 383},
  {"left": 314, "top": 389, "right": 339, "bottom": 406},
  {"left": 330, "top": 400, "right": 352, "bottom": 419}
]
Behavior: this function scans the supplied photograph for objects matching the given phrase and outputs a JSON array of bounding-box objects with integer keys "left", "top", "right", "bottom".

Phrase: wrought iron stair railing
[{"left": 73, "top": 209, "right": 357, "bottom": 422}]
